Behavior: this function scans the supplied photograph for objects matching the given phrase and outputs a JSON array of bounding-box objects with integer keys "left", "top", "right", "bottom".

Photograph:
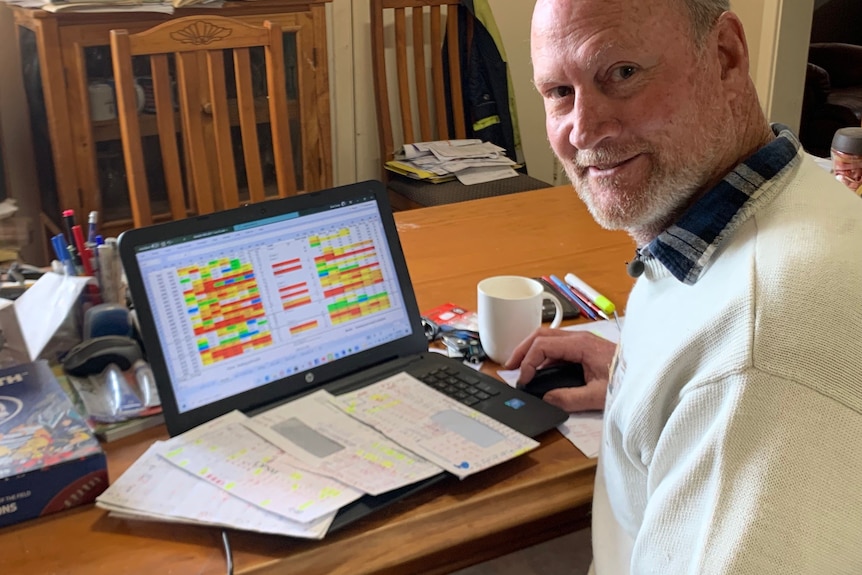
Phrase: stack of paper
[
  {"left": 5, "top": 0, "right": 226, "bottom": 14},
  {"left": 0, "top": 200, "right": 29, "bottom": 263},
  {"left": 97, "top": 374, "right": 539, "bottom": 539},
  {"left": 386, "top": 139, "right": 521, "bottom": 185}
]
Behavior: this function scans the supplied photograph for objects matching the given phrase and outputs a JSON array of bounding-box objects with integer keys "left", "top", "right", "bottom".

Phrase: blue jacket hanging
[{"left": 443, "top": 0, "right": 523, "bottom": 164}]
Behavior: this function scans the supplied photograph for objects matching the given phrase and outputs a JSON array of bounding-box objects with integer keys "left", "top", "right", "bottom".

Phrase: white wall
[
  {"left": 732, "top": 0, "right": 814, "bottom": 132},
  {"left": 486, "top": 0, "right": 560, "bottom": 185}
]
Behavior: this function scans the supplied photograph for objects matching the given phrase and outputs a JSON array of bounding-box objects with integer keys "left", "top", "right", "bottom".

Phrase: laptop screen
[{"left": 120, "top": 181, "right": 427, "bottom": 435}]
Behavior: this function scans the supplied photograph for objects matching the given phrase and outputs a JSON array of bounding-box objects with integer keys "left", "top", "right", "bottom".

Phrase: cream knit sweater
[{"left": 593, "top": 153, "right": 862, "bottom": 574}]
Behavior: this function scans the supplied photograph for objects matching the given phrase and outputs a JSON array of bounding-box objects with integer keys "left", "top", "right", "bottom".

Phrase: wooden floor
[{"left": 450, "top": 528, "right": 592, "bottom": 575}]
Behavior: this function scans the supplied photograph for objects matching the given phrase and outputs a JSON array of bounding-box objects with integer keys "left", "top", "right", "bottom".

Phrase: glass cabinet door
[
  {"left": 18, "top": 26, "right": 61, "bottom": 224},
  {"left": 17, "top": 13, "right": 314, "bottom": 239},
  {"left": 80, "top": 32, "right": 303, "bottom": 225}
]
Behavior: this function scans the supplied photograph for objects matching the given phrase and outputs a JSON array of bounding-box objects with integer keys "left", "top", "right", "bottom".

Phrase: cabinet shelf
[{"left": 91, "top": 97, "right": 300, "bottom": 143}]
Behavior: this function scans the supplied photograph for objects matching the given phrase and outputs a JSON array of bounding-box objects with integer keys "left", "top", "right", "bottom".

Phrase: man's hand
[{"left": 505, "top": 328, "right": 616, "bottom": 412}]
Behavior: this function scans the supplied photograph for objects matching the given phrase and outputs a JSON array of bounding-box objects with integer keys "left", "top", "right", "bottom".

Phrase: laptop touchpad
[
  {"left": 273, "top": 417, "right": 345, "bottom": 458},
  {"left": 431, "top": 410, "right": 504, "bottom": 448}
]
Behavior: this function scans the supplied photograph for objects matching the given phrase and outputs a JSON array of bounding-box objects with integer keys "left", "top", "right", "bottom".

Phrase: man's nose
[{"left": 568, "top": 89, "right": 621, "bottom": 151}]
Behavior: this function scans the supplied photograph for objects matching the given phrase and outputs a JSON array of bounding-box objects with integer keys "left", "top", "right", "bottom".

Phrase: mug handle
[
  {"left": 544, "top": 292, "right": 564, "bottom": 328},
  {"left": 134, "top": 82, "right": 146, "bottom": 113}
]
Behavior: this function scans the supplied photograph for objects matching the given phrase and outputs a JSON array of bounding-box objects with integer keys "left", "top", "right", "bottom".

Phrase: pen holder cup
[{"left": 83, "top": 303, "right": 133, "bottom": 339}]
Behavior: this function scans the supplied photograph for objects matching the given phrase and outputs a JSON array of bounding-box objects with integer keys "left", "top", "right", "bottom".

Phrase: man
[{"left": 508, "top": 0, "right": 862, "bottom": 573}]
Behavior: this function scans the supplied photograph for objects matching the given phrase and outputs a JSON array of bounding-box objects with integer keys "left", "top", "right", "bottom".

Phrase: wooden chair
[
  {"left": 110, "top": 16, "right": 297, "bottom": 228},
  {"left": 370, "top": 0, "right": 549, "bottom": 210}
]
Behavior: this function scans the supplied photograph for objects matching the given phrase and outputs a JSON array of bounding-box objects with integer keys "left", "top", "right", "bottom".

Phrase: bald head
[
  {"left": 673, "top": 0, "right": 730, "bottom": 43},
  {"left": 533, "top": 0, "right": 729, "bottom": 47}
]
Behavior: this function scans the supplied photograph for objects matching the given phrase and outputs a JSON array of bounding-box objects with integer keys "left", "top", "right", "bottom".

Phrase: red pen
[
  {"left": 566, "top": 283, "right": 607, "bottom": 320},
  {"left": 72, "top": 224, "right": 103, "bottom": 305},
  {"left": 72, "top": 225, "right": 94, "bottom": 276}
]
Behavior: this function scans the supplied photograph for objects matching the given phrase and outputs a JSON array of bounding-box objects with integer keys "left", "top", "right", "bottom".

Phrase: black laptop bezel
[{"left": 118, "top": 180, "right": 429, "bottom": 436}]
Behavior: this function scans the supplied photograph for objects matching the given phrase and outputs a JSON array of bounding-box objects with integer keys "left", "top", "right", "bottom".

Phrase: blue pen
[
  {"left": 88, "top": 211, "right": 99, "bottom": 244},
  {"left": 50, "top": 234, "right": 65, "bottom": 260},
  {"left": 51, "top": 234, "right": 76, "bottom": 276},
  {"left": 549, "top": 274, "right": 599, "bottom": 320}
]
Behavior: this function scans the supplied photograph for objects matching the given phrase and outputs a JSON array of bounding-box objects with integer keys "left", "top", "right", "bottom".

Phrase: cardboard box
[{"left": 0, "top": 360, "right": 107, "bottom": 528}]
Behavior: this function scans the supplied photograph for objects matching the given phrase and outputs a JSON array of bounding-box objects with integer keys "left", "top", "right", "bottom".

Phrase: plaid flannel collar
[{"left": 642, "top": 124, "right": 802, "bottom": 285}]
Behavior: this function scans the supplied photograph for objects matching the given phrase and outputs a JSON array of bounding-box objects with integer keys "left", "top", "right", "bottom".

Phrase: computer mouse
[{"left": 518, "top": 363, "right": 586, "bottom": 399}]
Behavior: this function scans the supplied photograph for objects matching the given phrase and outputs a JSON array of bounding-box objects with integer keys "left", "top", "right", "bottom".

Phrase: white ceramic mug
[
  {"left": 89, "top": 80, "right": 146, "bottom": 122},
  {"left": 88, "top": 82, "right": 117, "bottom": 122},
  {"left": 477, "top": 276, "right": 563, "bottom": 365}
]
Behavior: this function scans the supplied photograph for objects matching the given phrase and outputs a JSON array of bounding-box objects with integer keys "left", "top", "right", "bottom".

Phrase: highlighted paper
[
  {"left": 558, "top": 412, "right": 603, "bottom": 458},
  {"left": 158, "top": 412, "right": 363, "bottom": 523},
  {"left": 331, "top": 373, "right": 538, "bottom": 479},
  {"left": 97, "top": 442, "right": 334, "bottom": 539},
  {"left": 246, "top": 390, "right": 443, "bottom": 495}
]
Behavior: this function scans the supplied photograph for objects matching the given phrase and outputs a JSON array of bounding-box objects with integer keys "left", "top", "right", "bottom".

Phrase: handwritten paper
[
  {"left": 562, "top": 316, "right": 623, "bottom": 343},
  {"left": 331, "top": 373, "right": 538, "bottom": 479},
  {"left": 558, "top": 412, "right": 603, "bottom": 458},
  {"left": 96, "top": 442, "right": 334, "bottom": 539},
  {"left": 158, "top": 413, "right": 363, "bottom": 523},
  {"left": 245, "top": 390, "right": 443, "bottom": 496}
]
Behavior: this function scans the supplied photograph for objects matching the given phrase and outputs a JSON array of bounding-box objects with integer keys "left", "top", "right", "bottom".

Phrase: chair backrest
[
  {"left": 370, "top": 0, "right": 468, "bottom": 173},
  {"left": 110, "top": 16, "right": 297, "bottom": 228}
]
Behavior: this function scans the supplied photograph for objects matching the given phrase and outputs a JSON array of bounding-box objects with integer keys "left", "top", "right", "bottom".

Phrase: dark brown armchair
[{"left": 799, "top": 43, "right": 862, "bottom": 158}]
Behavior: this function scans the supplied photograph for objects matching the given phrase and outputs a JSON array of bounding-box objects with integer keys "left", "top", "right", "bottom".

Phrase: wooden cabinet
[
  {"left": 11, "top": 0, "right": 332, "bottom": 239},
  {"left": 0, "top": 116, "right": 6, "bottom": 203}
]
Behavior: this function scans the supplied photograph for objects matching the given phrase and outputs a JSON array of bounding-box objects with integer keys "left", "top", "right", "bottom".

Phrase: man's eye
[
  {"left": 612, "top": 66, "right": 637, "bottom": 81},
  {"left": 546, "top": 86, "right": 573, "bottom": 99}
]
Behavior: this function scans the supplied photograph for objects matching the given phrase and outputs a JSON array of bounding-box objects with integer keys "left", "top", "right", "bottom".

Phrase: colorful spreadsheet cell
[
  {"left": 273, "top": 258, "right": 303, "bottom": 276},
  {"left": 328, "top": 293, "right": 391, "bottom": 325},
  {"left": 178, "top": 257, "right": 273, "bottom": 365},
  {"left": 289, "top": 319, "right": 319, "bottom": 335},
  {"left": 308, "top": 229, "right": 392, "bottom": 325}
]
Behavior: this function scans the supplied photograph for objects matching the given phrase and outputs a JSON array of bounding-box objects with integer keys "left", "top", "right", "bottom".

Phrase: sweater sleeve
[{"left": 629, "top": 369, "right": 862, "bottom": 574}]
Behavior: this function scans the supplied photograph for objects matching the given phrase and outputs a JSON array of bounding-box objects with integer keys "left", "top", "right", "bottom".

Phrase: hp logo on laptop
[{"left": 305, "top": 372, "right": 315, "bottom": 383}]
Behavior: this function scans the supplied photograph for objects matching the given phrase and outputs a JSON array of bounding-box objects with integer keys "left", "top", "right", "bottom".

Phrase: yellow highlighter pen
[{"left": 564, "top": 273, "right": 616, "bottom": 316}]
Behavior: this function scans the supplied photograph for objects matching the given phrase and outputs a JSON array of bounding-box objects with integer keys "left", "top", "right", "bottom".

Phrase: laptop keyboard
[{"left": 412, "top": 366, "right": 501, "bottom": 407}]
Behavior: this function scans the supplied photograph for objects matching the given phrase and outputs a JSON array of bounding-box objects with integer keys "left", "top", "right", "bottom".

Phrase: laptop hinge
[{"left": 325, "top": 354, "right": 418, "bottom": 395}]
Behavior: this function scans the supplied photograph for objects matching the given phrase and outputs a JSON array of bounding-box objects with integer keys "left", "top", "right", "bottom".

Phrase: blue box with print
[{"left": 0, "top": 360, "right": 107, "bottom": 528}]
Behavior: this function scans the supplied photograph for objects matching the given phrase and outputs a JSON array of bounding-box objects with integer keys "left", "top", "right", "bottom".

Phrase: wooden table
[{"left": 1, "top": 185, "right": 635, "bottom": 575}]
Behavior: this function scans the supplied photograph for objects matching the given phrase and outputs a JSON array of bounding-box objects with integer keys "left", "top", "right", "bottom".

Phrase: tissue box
[
  {"left": 0, "top": 360, "right": 108, "bottom": 528},
  {"left": 0, "top": 273, "right": 91, "bottom": 367}
]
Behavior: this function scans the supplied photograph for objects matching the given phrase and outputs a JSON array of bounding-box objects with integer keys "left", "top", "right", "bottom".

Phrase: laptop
[{"left": 118, "top": 179, "right": 567, "bottom": 530}]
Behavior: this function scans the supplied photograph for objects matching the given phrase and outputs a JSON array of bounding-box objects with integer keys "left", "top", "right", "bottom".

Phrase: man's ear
[{"left": 714, "top": 12, "right": 749, "bottom": 86}]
